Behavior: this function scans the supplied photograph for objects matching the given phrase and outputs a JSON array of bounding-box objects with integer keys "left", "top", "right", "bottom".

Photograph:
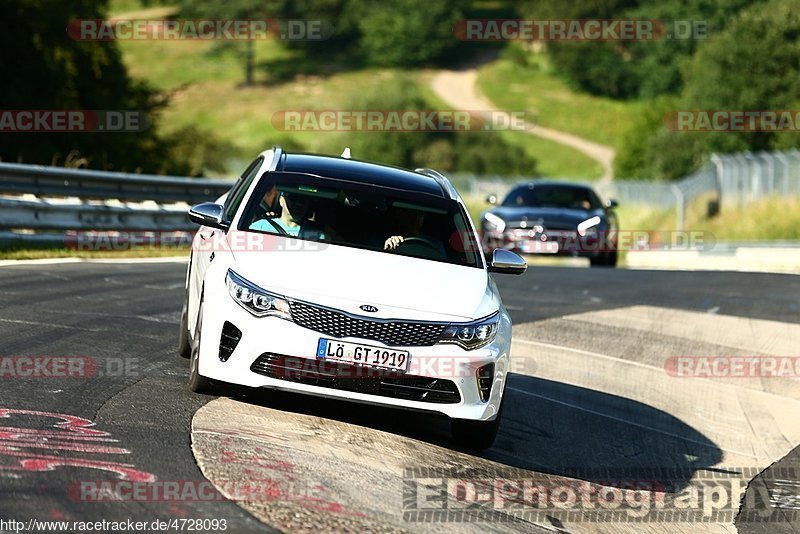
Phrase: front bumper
[{"left": 198, "top": 280, "right": 511, "bottom": 422}]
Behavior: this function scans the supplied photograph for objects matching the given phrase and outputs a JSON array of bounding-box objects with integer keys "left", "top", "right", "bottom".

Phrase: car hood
[
  {"left": 488, "top": 206, "right": 603, "bottom": 229},
  {"left": 226, "top": 231, "right": 495, "bottom": 322}
]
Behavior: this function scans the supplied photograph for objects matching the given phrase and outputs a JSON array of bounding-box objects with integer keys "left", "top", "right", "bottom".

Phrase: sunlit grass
[
  {"left": 476, "top": 57, "right": 644, "bottom": 151},
  {"left": 616, "top": 196, "right": 800, "bottom": 241}
]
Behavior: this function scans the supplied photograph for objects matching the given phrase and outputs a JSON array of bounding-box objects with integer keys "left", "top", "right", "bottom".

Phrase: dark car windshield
[
  {"left": 502, "top": 184, "right": 601, "bottom": 210},
  {"left": 239, "top": 172, "right": 482, "bottom": 268}
]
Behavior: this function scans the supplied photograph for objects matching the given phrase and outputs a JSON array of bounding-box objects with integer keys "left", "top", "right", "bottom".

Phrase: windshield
[
  {"left": 239, "top": 172, "right": 482, "bottom": 268},
  {"left": 502, "top": 185, "right": 600, "bottom": 210}
]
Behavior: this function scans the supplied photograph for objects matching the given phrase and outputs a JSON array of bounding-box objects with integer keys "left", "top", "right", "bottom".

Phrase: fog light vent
[
  {"left": 219, "top": 321, "right": 242, "bottom": 362},
  {"left": 477, "top": 363, "right": 495, "bottom": 402}
]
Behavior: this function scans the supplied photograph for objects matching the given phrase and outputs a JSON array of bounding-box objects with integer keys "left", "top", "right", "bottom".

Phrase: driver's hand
[{"left": 384, "top": 235, "right": 404, "bottom": 250}]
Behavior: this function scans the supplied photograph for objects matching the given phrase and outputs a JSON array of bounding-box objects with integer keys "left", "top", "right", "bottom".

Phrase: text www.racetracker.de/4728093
[{"left": 0, "top": 518, "right": 228, "bottom": 532}]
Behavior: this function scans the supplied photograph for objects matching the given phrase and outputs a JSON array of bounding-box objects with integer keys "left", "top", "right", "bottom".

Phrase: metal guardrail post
[{"left": 671, "top": 184, "right": 684, "bottom": 231}]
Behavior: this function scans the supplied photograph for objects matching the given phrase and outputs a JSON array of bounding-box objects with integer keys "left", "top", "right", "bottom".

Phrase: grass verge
[{"left": 0, "top": 248, "right": 191, "bottom": 260}]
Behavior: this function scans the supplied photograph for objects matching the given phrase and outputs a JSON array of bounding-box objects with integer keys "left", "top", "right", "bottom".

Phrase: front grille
[
  {"left": 250, "top": 353, "right": 461, "bottom": 404},
  {"left": 289, "top": 301, "right": 446, "bottom": 347}
]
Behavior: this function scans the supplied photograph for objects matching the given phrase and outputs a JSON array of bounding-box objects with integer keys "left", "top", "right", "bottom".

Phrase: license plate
[
  {"left": 316, "top": 338, "right": 410, "bottom": 372},
  {"left": 522, "top": 240, "right": 559, "bottom": 254}
]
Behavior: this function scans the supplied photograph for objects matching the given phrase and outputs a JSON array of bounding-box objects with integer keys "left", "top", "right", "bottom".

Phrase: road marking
[
  {"left": 0, "top": 408, "right": 156, "bottom": 482},
  {"left": 0, "top": 317, "right": 107, "bottom": 332},
  {"left": 562, "top": 305, "right": 800, "bottom": 356}
]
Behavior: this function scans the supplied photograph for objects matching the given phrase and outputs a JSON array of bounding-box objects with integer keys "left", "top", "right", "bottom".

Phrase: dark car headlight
[
  {"left": 226, "top": 269, "right": 292, "bottom": 320},
  {"left": 439, "top": 313, "right": 499, "bottom": 350}
]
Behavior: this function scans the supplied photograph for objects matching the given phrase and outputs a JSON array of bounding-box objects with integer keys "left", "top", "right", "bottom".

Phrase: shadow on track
[{"left": 216, "top": 372, "right": 722, "bottom": 493}]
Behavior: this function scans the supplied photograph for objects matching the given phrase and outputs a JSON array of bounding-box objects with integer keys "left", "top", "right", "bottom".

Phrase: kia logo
[{"left": 360, "top": 305, "right": 378, "bottom": 313}]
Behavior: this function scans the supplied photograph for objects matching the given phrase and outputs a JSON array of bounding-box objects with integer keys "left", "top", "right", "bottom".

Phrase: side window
[
  {"left": 223, "top": 157, "right": 264, "bottom": 223},
  {"left": 589, "top": 191, "right": 602, "bottom": 209}
]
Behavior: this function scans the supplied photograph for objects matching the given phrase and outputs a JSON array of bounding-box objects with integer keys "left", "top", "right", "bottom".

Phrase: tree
[
  {"left": 178, "top": 0, "right": 291, "bottom": 86},
  {"left": 615, "top": 0, "right": 800, "bottom": 179},
  {"left": 0, "top": 0, "right": 161, "bottom": 171},
  {"left": 354, "top": 0, "right": 469, "bottom": 67},
  {"left": 521, "top": 0, "right": 764, "bottom": 100}
]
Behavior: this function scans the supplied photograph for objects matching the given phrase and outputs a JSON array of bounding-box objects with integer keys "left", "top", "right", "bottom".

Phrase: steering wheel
[
  {"left": 395, "top": 237, "right": 442, "bottom": 256},
  {"left": 397, "top": 237, "right": 440, "bottom": 252}
]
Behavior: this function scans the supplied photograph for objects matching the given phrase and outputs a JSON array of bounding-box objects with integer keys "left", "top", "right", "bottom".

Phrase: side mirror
[
  {"left": 486, "top": 194, "right": 498, "bottom": 205},
  {"left": 488, "top": 249, "right": 527, "bottom": 275},
  {"left": 188, "top": 202, "right": 228, "bottom": 230},
  {"left": 605, "top": 199, "right": 619, "bottom": 209}
]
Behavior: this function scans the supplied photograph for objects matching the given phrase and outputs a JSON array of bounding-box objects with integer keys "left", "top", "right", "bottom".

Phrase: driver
[{"left": 384, "top": 207, "right": 425, "bottom": 250}]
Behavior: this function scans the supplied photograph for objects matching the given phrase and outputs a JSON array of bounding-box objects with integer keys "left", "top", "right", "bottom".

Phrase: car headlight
[
  {"left": 225, "top": 269, "right": 292, "bottom": 320},
  {"left": 482, "top": 212, "right": 506, "bottom": 233},
  {"left": 439, "top": 313, "right": 499, "bottom": 350}
]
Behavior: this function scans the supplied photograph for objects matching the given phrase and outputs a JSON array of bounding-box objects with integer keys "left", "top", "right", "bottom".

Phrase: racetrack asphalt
[{"left": 0, "top": 260, "right": 797, "bottom": 533}]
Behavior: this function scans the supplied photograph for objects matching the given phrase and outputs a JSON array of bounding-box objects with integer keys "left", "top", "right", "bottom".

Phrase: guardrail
[
  {"left": 0, "top": 198, "right": 195, "bottom": 232},
  {"left": 0, "top": 162, "right": 232, "bottom": 204},
  {"left": 0, "top": 162, "right": 234, "bottom": 247}
]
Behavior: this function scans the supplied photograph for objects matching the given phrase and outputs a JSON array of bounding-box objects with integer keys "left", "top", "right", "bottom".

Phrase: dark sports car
[{"left": 480, "top": 181, "right": 619, "bottom": 267}]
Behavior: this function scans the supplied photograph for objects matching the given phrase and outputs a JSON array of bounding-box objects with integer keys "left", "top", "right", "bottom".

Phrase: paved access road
[{"left": 0, "top": 260, "right": 797, "bottom": 533}]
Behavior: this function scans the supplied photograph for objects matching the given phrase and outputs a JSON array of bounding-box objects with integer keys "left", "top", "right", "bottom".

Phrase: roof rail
[
  {"left": 414, "top": 168, "right": 458, "bottom": 200},
  {"left": 268, "top": 145, "right": 284, "bottom": 171}
]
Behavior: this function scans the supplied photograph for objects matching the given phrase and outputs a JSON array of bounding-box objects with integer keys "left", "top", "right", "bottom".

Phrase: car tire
[
  {"left": 590, "top": 248, "right": 617, "bottom": 268},
  {"left": 451, "top": 402, "right": 503, "bottom": 450},
  {"left": 177, "top": 295, "right": 191, "bottom": 359},
  {"left": 188, "top": 297, "right": 215, "bottom": 394},
  {"left": 606, "top": 248, "right": 618, "bottom": 267}
]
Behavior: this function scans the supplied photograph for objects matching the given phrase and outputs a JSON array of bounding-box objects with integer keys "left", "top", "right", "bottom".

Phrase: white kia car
[{"left": 179, "top": 147, "right": 527, "bottom": 449}]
